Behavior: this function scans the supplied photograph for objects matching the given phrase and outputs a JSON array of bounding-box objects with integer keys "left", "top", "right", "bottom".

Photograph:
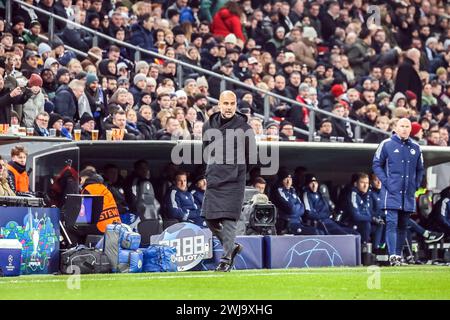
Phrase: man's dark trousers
[
  {"left": 386, "top": 210, "right": 410, "bottom": 256},
  {"left": 206, "top": 218, "right": 237, "bottom": 264}
]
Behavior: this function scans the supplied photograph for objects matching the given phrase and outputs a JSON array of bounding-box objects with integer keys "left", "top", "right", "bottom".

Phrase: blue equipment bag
[
  {"left": 121, "top": 232, "right": 141, "bottom": 251},
  {"left": 104, "top": 223, "right": 143, "bottom": 273},
  {"left": 118, "top": 249, "right": 143, "bottom": 273},
  {"left": 143, "top": 245, "right": 177, "bottom": 272}
]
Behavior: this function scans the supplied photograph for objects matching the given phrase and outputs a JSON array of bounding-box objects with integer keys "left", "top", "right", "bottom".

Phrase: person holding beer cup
[
  {"left": 106, "top": 110, "right": 143, "bottom": 140},
  {"left": 79, "top": 112, "right": 96, "bottom": 140},
  {"left": 47, "top": 113, "right": 71, "bottom": 139}
]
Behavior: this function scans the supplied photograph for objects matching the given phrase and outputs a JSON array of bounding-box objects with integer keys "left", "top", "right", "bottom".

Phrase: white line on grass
[{"left": 0, "top": 267, "right": 447, "bottom": 285}]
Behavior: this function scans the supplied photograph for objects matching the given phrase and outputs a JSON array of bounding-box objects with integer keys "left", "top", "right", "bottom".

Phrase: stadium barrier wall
[
  {"left": 265, "top": 235, "right": 361, "bottom": 268},
  {"left": 195, "top": 236, "right": 265, "bottom": 271},
  {"left": 195, "top": 235, "right": 361, "bottom": 270}
]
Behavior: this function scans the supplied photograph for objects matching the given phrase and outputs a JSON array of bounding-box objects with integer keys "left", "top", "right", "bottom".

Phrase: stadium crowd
[{"left": 0, "top": 0, "right": 448, "bottom": 145}]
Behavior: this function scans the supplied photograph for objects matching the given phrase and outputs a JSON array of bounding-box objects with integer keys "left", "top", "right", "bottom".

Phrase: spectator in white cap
[
  {"left": 146, "top": 77, "right": 157, "bottom": 96},
  {"left": 247, "top": 56, "right": 259, "bottom": 75},
  {"left": 297, "top": 83, "right": 310, "bottom": 104},
  {"left": 224, "top": 33, "right": 237, "bottom": 50},
  {"left": 175, "top": 89, "right": 188, "bottom": 108},
  {"left": 184, "top": 78, "right": 198, "bottom": 99},
  {"left": 135, "top": 60, "right": 149, "bottom": 75},
  {"left": 424, "top": 37, "right": 438, "bottom": 63},
  {"left": 196, "top": 76, "right": 209, "bottom": 95},
  {"left": 43, "top": 57, "right": 60, "bottom": 75},
  {"left": 248, "top": 56, "right": 258, "bottom": 65},
  {"left": 285, "top": 52, "right": 296, "bottom": 63},
  {"left": 133, "top": 74, "right": 147, "bottom": 87},
  {"left": 130, "top": 74, "right": 147, "bottom": 104},
  {"left": 306, "top": 87, "right": 319, "bottom": 108},
  {"left": 117, "top": 62, "right": 129, "bottom": 78},
  {"left": 38, "top": 42, "right": 52, "bottom": 60}
]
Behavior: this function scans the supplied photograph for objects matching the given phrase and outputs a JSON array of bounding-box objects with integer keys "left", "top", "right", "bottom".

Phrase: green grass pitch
[{"left": 1, "top": 266, "right": 449, "bottom": 300}]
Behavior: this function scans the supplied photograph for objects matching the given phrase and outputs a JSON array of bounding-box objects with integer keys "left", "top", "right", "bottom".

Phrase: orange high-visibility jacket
[
  {"left": 82, "top": 183, "right": 121, "bottom": 232},
  {"left": 7, "top": 164, "right": 29, "bottom": 192}
]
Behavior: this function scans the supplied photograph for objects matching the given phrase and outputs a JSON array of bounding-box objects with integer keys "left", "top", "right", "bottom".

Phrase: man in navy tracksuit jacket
[
  {"left": 302, "top": 174, "right": 357, "bottom": 236},
  {"left": 429, "top": 186, "right": 450, "bottom": 236},
  {"left": 190, "top": 174, "right": 206, "bottom": 210},
  {"left": 165, "top": 171, "right": 205, "bottom": 227},
  {"left": 346, "top": 173, "right": 384, "bottom": 244},
  {"left": 271, "top": 170, "right": 322, "bottom": 235},
  {"left": 372, "top": 119, "right": 424, "bottom": 266},
  {"left": 369, "top": 174, "right": 387, "bottom": 250}
]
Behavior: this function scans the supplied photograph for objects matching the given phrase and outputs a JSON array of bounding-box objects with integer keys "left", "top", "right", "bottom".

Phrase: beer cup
[
  {"left": 91, "top": 130, "right": 99, "bottom": 141},
  {"left": 106, "top": 130, "right": 113, "bottom": 141},
  {"left": 74, "top": 129, "right": 81, "bottom": 141}
]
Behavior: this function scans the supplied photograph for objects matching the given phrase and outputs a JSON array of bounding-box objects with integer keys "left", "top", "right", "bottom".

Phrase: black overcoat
[
  {"left": 394, "top": 57, "right": 422, "bottom": 111},
  {"left": 201, "top": 111, "right": 256, "bottom": 220}
]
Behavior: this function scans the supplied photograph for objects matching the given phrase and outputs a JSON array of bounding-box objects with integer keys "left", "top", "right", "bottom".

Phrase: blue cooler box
[{"left": 0, "top": 239, "right": 22, "bottom": 276}]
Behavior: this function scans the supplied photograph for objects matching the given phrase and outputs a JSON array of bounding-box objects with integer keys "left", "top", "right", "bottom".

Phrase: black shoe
[
  {"left": 215, "top": 262, "right": 232, "bottom": 272},
  {"left": 398, "top": 256, "right": 409, "bottom": 266},
  {"left": 425, "top": 232, "right": 445, "bottom": 244},
  {"left": 230, "top": 243, "right": 243, "bottom": 266},
  {"left": 405, "top": 255, "right": 416, "bottom": 265}
]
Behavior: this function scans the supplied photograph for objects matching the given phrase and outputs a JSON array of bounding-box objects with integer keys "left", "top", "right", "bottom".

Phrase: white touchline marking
[{"left": 0, "top": 268, "right": 446, "bottom": 285}]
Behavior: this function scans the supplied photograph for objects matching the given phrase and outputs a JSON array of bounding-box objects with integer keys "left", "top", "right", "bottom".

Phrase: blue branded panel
[
  {"left": 151, "top": 222, "right": 212, "bottom": 271},
  {"left": 0, "top": 207, "right": 60, "bottom": 274},
  {"left": 0, "top": 243, "right": 22, "bottom": 276},
  {"left": 195, "top": 235, "right": 264, "bottom": 271},
  {"left": 265, "top": 235, "right": 360, "bottom": 269}
]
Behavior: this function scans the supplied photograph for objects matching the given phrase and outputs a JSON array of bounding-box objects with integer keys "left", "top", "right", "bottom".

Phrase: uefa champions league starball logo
[
  {"left": 6, "top": 254, "right": 15, "bottom": 272},
  {"left": 284, "top": 239, "right": 344, "bottom": 268}
]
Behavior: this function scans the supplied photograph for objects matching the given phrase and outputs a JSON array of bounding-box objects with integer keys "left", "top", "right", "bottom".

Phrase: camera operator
[{"left": 0, "top": 74, "right": 31, "bottom": 125}]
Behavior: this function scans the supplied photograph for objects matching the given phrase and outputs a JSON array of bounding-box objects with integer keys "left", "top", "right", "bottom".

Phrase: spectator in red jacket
[{"left": 211, "top": 1, "right": 246, "bottom": 45}]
